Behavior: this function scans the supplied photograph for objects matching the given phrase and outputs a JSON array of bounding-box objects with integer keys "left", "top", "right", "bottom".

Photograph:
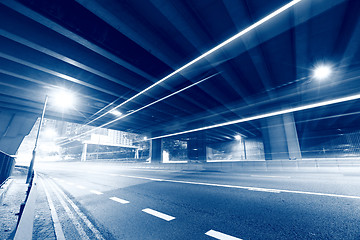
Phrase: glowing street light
[
  {"left": 26, "top": 90, "right": 75, "bottom": 183},
  {"left": 42, "top": 128, "right": 58, "bottom": 139},
  {"left": 53, "top": 90, "right": 76, "bottom": 110},
  {"left": 313, "top": 64, "right": 332, "bottom": 80},
  {"left": 235, "top": 135, "right": 242, "bottom": 141}
]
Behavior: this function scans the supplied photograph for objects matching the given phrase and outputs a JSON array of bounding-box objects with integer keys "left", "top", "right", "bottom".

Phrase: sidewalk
[
  {"left": 0, "top": 167, "right": 56, "bottom": 239},
  {"left": 0, "top": 168, "right": 28, "bottom": 239},
  {"left": 32, "top": 176, "right": 56, "bottom": 239}
]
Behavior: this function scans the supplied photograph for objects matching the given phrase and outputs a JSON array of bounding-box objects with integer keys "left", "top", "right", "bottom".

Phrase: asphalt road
[{"left": 34, "top": 162, "right": 360, "bottom": 239}]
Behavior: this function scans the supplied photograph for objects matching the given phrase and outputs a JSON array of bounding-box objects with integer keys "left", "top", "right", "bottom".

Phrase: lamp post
[
  {"left": 26, "top": 95, "right": 48, "bottom": 183},
  {"left": 25, "top": 89, "right": 75, "bottom": 183}
]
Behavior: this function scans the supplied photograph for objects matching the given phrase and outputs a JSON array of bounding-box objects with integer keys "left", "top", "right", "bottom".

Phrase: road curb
[{"left": 14, "top": 172, "right": 38, "bottom": 240}]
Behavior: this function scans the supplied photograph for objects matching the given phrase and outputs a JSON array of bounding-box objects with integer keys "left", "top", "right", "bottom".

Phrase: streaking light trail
[
  {"left": 86, "top": 0, "right": 303, "bottom": 125},
  {"left": 58, "top": 73, "right": 220, "bottom": 145},
  {"left": 149, "top": 93, "right": 360, "bottom": 140}
]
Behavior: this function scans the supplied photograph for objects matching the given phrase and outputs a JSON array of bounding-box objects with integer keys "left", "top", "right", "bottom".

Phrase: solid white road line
[
  {"left": 44, "top": 179, "right": 90, "bottom": 240},
  {"left": 142, "top": 208, "right": 175, "bottom": 221},
  {"left": 49, "top": 179, "right": 105, "bottom": 240},
  {"left": 90, "top": 190, "right": 104, "bottom": 195},
  {"left": 248, "top": 187, "right": 281, "bottom": 193},
  {"left": 109, "top": 197, "right": 129, "bottom": 204},
  {"left": 205, "top": 230, "right": 243, "bottom": 240},
  {"left": 40, "top": 178, "right": 65, "bottom": 240},
  {"left": 116, "top": 174, "right": 360, "bottom": 200}
]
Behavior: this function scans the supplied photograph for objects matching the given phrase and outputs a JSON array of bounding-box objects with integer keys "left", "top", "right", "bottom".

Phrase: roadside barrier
[{"left": 0, "top": 151, "right": 15, "bottom": 185}]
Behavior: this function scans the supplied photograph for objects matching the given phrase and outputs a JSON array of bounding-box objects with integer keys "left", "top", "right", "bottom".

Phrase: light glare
[
  {"left": 42, "top": 128, "right": 57, "bottom": 138},
  {"left": 54, "top": 90, "right": 75, "bottom": 109},
  {"left": 313, "top": 65, "right": 332, "bottom": 80},
  {"left": 235, "top": 135, "right": 242, "bottom": 141}
]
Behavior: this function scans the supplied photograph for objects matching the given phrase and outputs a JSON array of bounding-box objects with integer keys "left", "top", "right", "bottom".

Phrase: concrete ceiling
[{"left": 0, "top": 0, "right": 359, "bottom": 143}]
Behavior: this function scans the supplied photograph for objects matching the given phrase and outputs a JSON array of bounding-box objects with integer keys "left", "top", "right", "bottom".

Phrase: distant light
[
  {"left": 313, "top": 64, "right": 332, "bottom": 80},
  {"left": 43, "top": 128, "right": 57, "bottom": 138},
  {"left": 143, "top": 136, "right": 148, "bottom": 140},
  {"left": 53, "top": 90, "right": 75, "bottom": 109},
  {"left": 110, "top": 109, "right": 122, "bottom": 116},
  {"left": 235, "top": 135, "right": 242, "bottom": 141}
]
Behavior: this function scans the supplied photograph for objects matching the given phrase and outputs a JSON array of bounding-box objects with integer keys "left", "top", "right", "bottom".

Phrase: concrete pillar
[
  {"left": 262, "top": 113, "right": 301, "bottom": 160},
  {"left": 135, "top": 149, "right": 139, "bottom": 159},
  {"left": 81, "top": 143, "right": 87, "bottom": 162},
  {"left": 187, "top": 131, "right": 207, "bottom": 162},
  {"left": 283, "top": 113, "right": 302, "bottom": 160},
  {"left": 150, "top": 139, "right": 162, "bottom": 163}
]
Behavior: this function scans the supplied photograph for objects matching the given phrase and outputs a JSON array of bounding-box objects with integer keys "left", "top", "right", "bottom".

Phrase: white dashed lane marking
[
  {"left": 142, "top": 208, "right": 175, "bottom": 221},
  {"left": 90, "top": 190, "right": 104, "bottom": 195},
  {"left": 109, "top": 197, "right": 130, "bottom": 204},
  {"left": 205, "top": 230, "right": 243, "bottom": 240}
]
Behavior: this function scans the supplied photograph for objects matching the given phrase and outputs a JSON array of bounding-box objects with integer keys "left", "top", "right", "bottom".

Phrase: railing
[{"left": 0, "top": 151, "right": 15, "bottom": 185}]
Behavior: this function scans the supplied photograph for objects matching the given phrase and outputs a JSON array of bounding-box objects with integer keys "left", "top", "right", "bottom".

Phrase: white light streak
[
  {"left": 58, "top": 73, "right": 219, "bottom": 146},
  {"left": 85, "top": 0, "right": 302, "bottom": 125},
  {"left": 110, "top": 109, "right": 122, "bottom": 116},
  {"left": 59, "top": 0, "right": 303, "bottom": 146},
  {"left": 150, "top": 93, "right": 360, "bottom": 140}
]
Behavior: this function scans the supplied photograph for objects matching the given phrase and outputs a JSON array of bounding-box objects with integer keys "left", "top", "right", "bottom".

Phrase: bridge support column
[
  {"left": 187, "top": 131, "right": 207, "bottom": 162},
  {"left": 150, "top": 139, "right": 162, "bottom": 163},
  {"left": 262, "top": 113, "right": 301, "bottom": 160},
  {"left": 81, "top": 143, "right": 88, "bottom": 162}
]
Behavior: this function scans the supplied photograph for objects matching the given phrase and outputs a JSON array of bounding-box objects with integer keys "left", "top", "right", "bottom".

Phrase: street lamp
[
  {"left": 313, "top": 64, "right": 332, "bottom": 80},
  {"left": 234, "top": 135, "right": 242, "bottom": 141},
  {"left": 26, "top": 91, "right": 75, "bottom": 183}
]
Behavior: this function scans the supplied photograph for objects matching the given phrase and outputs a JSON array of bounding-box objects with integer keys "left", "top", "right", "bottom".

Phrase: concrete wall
[{"left": 0, "top": 110, "right": 37, "bottom": 155}]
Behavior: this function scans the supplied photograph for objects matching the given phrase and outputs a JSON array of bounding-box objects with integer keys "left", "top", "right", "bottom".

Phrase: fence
[{"left": 0, "top": 151, "right": 15, "bottom": 185}]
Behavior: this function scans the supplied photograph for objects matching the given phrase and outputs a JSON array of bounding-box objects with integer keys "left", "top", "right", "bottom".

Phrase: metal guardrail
[{"left": 0, "top": 151, "right": 15, "bottom": 185}]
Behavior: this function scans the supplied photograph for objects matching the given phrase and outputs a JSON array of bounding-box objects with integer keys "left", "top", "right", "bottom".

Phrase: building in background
[{"left": 17, "top": 118, "right": 147, "bottom": 163}]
